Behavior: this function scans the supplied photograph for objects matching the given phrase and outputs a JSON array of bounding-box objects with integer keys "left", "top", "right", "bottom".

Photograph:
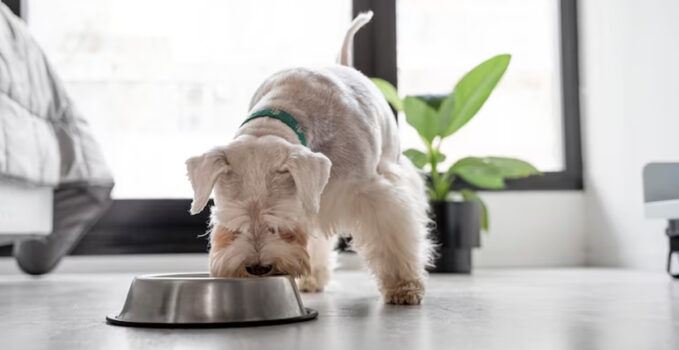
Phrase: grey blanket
[{"left": 0, "top": 4, "right": 114, "bottom": 274}]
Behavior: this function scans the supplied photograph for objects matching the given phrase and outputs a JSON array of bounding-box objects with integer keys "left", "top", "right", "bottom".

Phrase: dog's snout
[{"left": 245, "top": 264, "right": 273, "bottom": 276}]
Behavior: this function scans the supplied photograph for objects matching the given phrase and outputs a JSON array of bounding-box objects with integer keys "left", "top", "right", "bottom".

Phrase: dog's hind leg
[
  {"left": 348, "top": 159, "right": 432, "bottom": 305},
  {"left": 297, "top": 233, "right": 336, "bottom": 292}
]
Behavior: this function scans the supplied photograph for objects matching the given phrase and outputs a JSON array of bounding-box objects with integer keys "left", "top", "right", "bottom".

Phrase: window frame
[{"left": 0, "top": 0, "right": 583, "bottom": 256}]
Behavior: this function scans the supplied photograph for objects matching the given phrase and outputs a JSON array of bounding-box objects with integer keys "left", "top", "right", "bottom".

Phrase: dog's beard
[
  {"left": 209, "top": 244, "right": 251, "bottom": 278},
  {"left": 265, "top": 240, "right": 311, "bottom": 277},
  {"left": 209, "top": 238, "right": 311, "bottom": 278},
  {"left": 208, "top": 196, "right": 311, "bottom": 278}
]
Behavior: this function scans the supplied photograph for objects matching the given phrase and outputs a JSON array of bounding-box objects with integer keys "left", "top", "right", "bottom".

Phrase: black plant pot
[{"left": 428, "top": 201, "right": 482, "bottom": 273}]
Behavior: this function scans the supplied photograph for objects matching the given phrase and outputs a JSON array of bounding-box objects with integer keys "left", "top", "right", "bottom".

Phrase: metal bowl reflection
[{"left": 106, "top": 273, "right": 317, "bottom": 327}]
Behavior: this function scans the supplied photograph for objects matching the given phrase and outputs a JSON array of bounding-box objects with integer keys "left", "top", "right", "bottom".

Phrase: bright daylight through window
[{"left": 28, "top": 0, "right": 351, "bottom": 198}]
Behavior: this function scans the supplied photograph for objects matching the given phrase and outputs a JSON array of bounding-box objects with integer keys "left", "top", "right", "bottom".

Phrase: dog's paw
[
  {"left": 384, "top": 280, "right": 424, "bottom": 305},
  {"left": 297, "top": 275, "right": 324, "bottom": 293},
  {"left": 297, "top": 270, "right": 329, "bottom": 293}
]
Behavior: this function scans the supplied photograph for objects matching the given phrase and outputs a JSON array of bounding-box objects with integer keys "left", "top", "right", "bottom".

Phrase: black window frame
[{"left": 1, "top": 0, "right": 583, "bottom": 256}]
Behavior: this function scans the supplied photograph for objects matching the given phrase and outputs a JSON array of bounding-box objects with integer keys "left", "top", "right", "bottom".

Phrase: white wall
[
  {"left": 476, "top": 191, "right": 585, "bottom": 267},
  {"left": 580, "top": 0, "right": 679, "bottom": 269}
]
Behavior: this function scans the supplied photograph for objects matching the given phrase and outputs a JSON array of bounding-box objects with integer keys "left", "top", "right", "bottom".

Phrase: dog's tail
[{"left": 338, "top": 11, "right": 374, "bottom": 67}]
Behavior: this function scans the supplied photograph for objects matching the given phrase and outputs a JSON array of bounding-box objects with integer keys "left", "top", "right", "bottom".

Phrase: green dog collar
[{"left": 240, "top": 108, "right": 307, "bottom": 146}]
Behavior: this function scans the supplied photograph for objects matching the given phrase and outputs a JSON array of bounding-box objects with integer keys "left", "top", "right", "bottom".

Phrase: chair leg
[
  {"left": 666, "top": 219, "right": 679, "bottom": 278},
  {"left": 13, "top": 185, "right": 113, "bottom": 275}
]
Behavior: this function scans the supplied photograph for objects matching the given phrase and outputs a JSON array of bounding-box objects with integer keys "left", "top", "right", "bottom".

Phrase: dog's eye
[
  {"left": 233, "top": 229, "right": 242, "bottom": 236},
  {"left": 268, "top": 227, "right": 276, "bottom": 235}
]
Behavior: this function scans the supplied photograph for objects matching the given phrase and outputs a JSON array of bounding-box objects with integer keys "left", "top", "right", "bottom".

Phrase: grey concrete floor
[{"left": 1, "top": 269, "right": 678, "bottom": 350}]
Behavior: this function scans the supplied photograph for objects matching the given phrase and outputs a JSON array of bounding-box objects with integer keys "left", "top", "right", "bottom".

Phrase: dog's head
[{"left": 186, "top": 135, "right": 331, "bottom": 278}]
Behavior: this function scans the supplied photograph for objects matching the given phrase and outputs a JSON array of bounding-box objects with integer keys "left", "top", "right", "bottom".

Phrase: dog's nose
[{"left": 245, "top": 264, "right": 273, "bottom": 276}]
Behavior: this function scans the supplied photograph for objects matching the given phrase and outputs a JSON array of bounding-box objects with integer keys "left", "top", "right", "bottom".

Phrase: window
[
  {"left": 352, "top": 0, "right": 582, "bottom": 191},
  {"left": 5, "top": 0, "right": 581, "bottom": 254}
]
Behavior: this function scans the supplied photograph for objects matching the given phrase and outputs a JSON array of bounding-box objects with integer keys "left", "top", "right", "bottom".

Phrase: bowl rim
[
  {"left": 135, "top": 272, "right": 294, "bottom": 281},
  {"left": 105, "top": 308, "right": 318, "bottom": 328}
]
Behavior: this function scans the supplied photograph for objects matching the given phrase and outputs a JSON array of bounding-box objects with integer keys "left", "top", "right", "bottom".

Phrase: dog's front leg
[
  {"left": 355, "top": 231, "right": 427, "bottom": 305},
  {"left": 297, "top": 233, "right": 334, "bottom": 292},
  {"left": 354, "top": 223, "right": 427, "bottom": 304},
  {"left": 350, "top": 179, "right": 430, "bottom": 305}
]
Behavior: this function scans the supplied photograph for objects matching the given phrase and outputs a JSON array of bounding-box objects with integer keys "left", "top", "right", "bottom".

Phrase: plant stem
[{"left": 427, "top": 141, "right": 443, "bottom": 201}]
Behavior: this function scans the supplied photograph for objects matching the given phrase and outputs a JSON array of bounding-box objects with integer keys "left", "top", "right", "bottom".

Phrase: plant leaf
[
  {"left": 403, "top": 149, "right": 428, "bottom": 169},
  {"left": 419, "top": 95, "right": 445, "bottom": 110},
  {"left": 484, "top": 157, "right": 541, "bottom": 178},
  {"left": 437, "top": 92, "right": 455, "bottom": 137},
  {"left": 403, "top": 96, "right": 438, "bottom": 144},
  {"left": 436, "top": 152, "right": 446, "bottom": 163},
  {"left": 459, "top": 189, "right": 489, "bottom": 231},
  {"left": 443, "top": 54, "right": 511, "bottom": 137},
  {"left": 371, "top": 78, "right": 403, "bottom": 111},
  {"left": 448, "top": 157, "right": 506, "bottom": 189}
]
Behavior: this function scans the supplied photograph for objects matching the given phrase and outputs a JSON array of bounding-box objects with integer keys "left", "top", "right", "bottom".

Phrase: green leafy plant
[{"left": 372, "top": 54, "right": 540, "bottom": 230}]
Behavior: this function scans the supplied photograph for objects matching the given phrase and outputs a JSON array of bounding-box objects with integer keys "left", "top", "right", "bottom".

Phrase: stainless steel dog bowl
[{"left": 106, "top": 273, "right": 318, "bottom": 327}]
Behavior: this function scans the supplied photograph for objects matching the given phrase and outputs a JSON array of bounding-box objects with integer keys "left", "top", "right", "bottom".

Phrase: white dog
[{"left": 186, "top": 12, "right": 432, "bottom": 305}]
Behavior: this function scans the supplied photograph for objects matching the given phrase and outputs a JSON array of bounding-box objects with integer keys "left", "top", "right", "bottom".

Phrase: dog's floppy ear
[
  {"left": 282, "top": 146, "right": 332, "bottom": 215},
  {"left": 186, "top": 147, "right": 230, "bottom": 215}
]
